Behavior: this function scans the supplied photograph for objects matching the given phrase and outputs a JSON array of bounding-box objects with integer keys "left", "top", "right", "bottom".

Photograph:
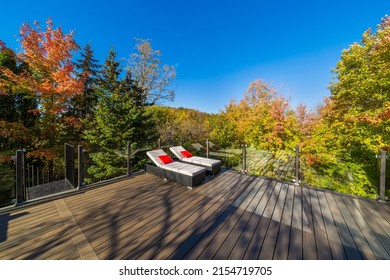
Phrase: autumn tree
[
  {"left": 208, "top": 112, "right": 239, "bottom": 148},
  {"left": 19, "top": 18, "right": 83, "bottom": 117},
  {"left": 217, "top": 80, "right": 298, "bottom": 151},
  {"left": 295, "top": 104, "right": 320, "bottom": 140},
  {"left": 148, "top": 106, "right": 211, "bottom": 146},
  {"left": 8, "top": 18, "right": 85, "bottom": 157},
  {"left": 127, "top": 38, "right": 176, "bottom": 105},
  {"left": 329, "top": 16, "right": 390, "bottom": 156},
  {"left": 295, "top": 16, "right": 390, "bottom": 198}
]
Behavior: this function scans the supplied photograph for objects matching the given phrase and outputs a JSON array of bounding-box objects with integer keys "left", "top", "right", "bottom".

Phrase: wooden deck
[{"left": 0, "top": 169, "right": 389, "bottom": 260}]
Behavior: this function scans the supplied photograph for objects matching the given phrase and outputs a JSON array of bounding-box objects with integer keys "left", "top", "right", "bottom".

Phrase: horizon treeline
[{"left": 1, "top": 16, "right": 389, "bottom": 198}]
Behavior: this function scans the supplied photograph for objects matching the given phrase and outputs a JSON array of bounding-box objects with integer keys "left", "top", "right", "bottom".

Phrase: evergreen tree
[
  {"left": 99, "top": 47, "right": 121, "bottom": 95},
  {"left": 74, "top": 43, "right": 100, "bottom": 120},
  {"left": 84, "top": 48, "right": 157, "bottom": 182}
]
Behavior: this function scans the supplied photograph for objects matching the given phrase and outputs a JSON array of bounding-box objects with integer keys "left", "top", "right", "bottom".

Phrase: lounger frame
[
  {"left": 181, "top": 159, "right": 221, "bottom": 175},
  {"left": 144, "top": 164, "right": 206, "bottom": 189}
]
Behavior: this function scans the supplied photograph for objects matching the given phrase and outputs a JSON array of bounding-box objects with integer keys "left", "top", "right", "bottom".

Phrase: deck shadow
[{"left": 0, "top": 212, "right": 29, "bottom": 242}]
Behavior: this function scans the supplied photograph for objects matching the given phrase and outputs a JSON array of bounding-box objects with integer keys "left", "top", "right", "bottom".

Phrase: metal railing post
[
  {"left": 378, "top": 150, "right": 387, "bottom": 201},
  {"left": 65, "top": 143, "right": 75, "bottom": 187},
  {"left": 78, "top": 145, "right": 84, "bottom": 189},
  {"left": 206, "top": 139, "right": 209, "bottom": 158},
  {"left": 158, "top": 138, "right": 161, "bottom": 149},
  {"left": 16, "top": 150, "right": 25, "bottom": 203},
  {"left": 27, "top": 163, "right": 30, "bottom": 188},
  {"left": 64, "top": 143, "right": 67, "bottom": 183},
  {"left": 295, "top": 145, "right": 300, "bottom": 185},
  {"left": 242, "top": 143, "right": 247, "bottom": 175},
  {"left": 127, "top": 141, "right": 131, "bottom": 177},
  {"left": 180, "top": 137, "right": 183, "bottom": 147},
  {"left": 32, "top": 164, "right": 34, "bottom": 187}
]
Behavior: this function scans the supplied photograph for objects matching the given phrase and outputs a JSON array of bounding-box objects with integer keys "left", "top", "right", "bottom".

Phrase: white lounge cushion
[
  {"left": 146, "top": 149, "right": 205, "bottom": 176},
  {"left": 170, "top": 146, "right": 186, "bottom": 160},
  {"left": 170, "top": 146, "right": 221, "bottom": 168},
  {"left": 160, "top": 161, "right": 205, "bottom": 177},
  {"left": 181, "top": 156, "right": 221, "bottom": 168}
]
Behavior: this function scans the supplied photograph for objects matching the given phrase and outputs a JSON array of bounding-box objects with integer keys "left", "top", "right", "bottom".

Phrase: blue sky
[{"left": 1, "top": 0, "right": 389, "bottom": 113}]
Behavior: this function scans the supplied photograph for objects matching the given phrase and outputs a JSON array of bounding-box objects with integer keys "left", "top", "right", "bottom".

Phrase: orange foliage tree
[
  {"left": 16, "top": 18, "right": 83, "bottom": 157},
  {"left": 18, "top": 18, "right": 83, "bottom": 118}
]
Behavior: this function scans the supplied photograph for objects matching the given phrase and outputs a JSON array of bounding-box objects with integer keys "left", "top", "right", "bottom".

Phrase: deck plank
[
  {"left": 123, "top": 171, "right": 241, "bottom": 259},
  {"left": 243, "top": 181, "right": 282, "bottom": 259},
  {"left": 288, "top": 185, "right": 303, "bottom": 260},
  {"left": 1, "top": 171, "right": 389, "bottom": 260},
  {"left": 227, "top": 178, "right": 273, "bottom": 260},
  {"left": 273, "top": 184, "right": 294, "bottom": 260},
  {"left": 82, "top": 181, "right": 190, "bottom": 250},
  {"left": 317, "top": 191, "right": 346, "bottom": 259},
  {"left": 95, "top": 183, "right": 202, "bottom": 258},
  {"left": 342, "top": 196, "right": 390, "bottom": 259},
  {"left": 258, "top": 183, "right": 288, "bottom": 259},
  {"left": 151, "top": 172, "right": 251, "bottom": 260},
  {"left": 195, "top": 177, "right": 260, "bottom": 259},
  {"left": 309, "top": 189, "right": 332, "bottom": 259},
  {"left": 324, "top": 192, "right": 361, "bottom": 259},
  {"left": 213, "top": 178, "right": 269, "bottom": 260},
  {"left": 358, "top": 200, "right": 390, "bottom": 237},
  {"left": 351, "top": 199, "right": 390, "bottom": 252},
  {"left": 301, "top": 186, "right": 317, "bottom": 259},
  {"left": 176, "top": 175, "right": 256, "bottom": 259},
  {"left": 366, "top": 200, "right": 390, "bottom": 224},
  {"left": 333, "top": 194, "right": 377, "bottom": 259}
]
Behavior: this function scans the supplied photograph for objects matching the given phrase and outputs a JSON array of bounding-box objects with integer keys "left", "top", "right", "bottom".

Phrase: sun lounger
[
  {"left": 145, "top": 149, "right": 206, "bottom": 189},
  {"left": 169, "top": 146, "right": 222, "bottom": 175}
]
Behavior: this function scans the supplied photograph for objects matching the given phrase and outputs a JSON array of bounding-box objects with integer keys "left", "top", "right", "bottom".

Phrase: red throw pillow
[
  {"left": 180, "top": 150, "right": 193, "bottom": 158},
  {"left": 158, "top": 155, "right": 174, "bottom": 164}
]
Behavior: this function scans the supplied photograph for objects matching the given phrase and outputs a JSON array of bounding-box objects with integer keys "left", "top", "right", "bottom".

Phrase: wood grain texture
[{"left": 1, "top": 171, "right": 389, "bottom": 260}]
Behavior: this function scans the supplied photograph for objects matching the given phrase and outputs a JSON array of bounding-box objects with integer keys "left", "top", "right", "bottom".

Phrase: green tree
[
  {"left": 73, "top": 43, "right": 100, "bottom": 121},
  {"left": 98, "top": 47, "right": 121, "bottom": 96},
  {"left": 208, "top": 112, "right": 239, "bottom": 148},
  {"left": 148, "top": 106, "right": 211, "bottom": 146},
  {"left": 0, "top": 41, "right": 36, "bottom": 151},
  {"left": 84, "top": 49, "right": 157, "bottom": 182},
  {"left": 328, "top": 16, "right": 390, "bottom": 156},
  {"left": 300, "top": 16, "right": 390, "bottom": 198}
]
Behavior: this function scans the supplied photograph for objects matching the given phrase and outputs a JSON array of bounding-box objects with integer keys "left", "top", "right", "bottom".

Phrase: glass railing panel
[
  {"left": 300, "top": 150, "right": 378, "bottom": 199},
  {"left": 24, "top": 152, "right": 71, "bottom": 200},
  {"left": 244, "top": 147, "right": 295, "bottom": 182}
]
